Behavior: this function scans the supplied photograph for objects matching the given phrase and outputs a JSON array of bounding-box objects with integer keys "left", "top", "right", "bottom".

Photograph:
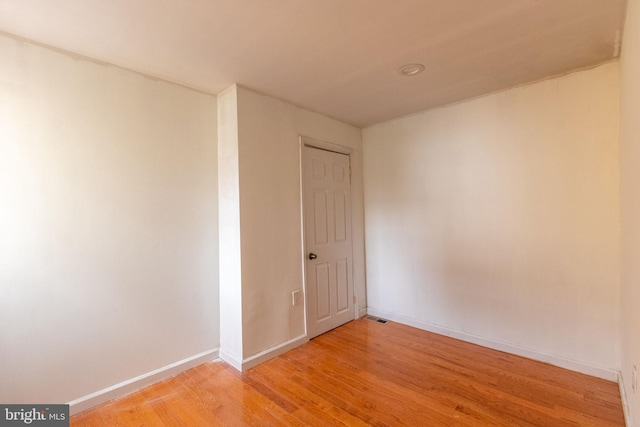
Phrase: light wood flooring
[{"left": 71, "top": 318, "right": 625, "bottom": 426}]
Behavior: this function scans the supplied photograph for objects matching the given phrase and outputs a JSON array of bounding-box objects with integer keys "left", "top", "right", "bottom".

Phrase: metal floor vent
[{"left": 365, "top": 315, "right": 389, "bottom": 324}]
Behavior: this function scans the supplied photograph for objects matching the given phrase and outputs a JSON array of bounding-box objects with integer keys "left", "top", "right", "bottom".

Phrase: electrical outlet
[
  {"left": 291, "top": 290, "right": 300, "bottom": 306},
  {"left": 633, "top": 365, "right": 638, "bottom": 394}
]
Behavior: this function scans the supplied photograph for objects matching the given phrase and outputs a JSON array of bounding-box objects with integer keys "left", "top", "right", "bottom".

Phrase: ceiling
[{"left": 0, "top": 0, "right": 627, "bottom": 127}]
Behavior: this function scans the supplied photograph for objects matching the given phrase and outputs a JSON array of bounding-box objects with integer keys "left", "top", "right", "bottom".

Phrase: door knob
[{"left": 308, "top": 253, "right": 318, "bottom": 260}]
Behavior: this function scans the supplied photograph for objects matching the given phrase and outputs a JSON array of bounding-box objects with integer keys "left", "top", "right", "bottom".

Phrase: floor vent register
[{"left": 365, "top": 316, "right": 389, "bottom": 324}]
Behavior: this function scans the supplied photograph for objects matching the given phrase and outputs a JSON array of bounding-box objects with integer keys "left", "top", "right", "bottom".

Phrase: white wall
[
  {"left": 218, "top": 85, "right": 364, "bottom": 367},
  {"left": 0, "top": 35, "right": 219, "bottom": 407},
  {"left": 363, "top": 63, "right": 621, "bottom": 377},
  {"left": 620, "top": 0, "right": 640, "bottom": 422}
]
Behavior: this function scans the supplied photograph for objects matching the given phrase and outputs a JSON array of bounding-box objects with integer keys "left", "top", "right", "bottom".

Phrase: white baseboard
[
  {"left": 241, "top": 334, "right": 308, "bottom": 371},
  {"left": 219, "top": 335, "right": 308, "bottom": 372},
  {"left": 219, "top": 348, "right": 243, "bottom": 371},
  {"left": 358, "top": 306, "right": 368, "bottom": 318},
  {"left": 68, "top": 349, "right": 219, "bottom": 415},
  {"left": 619, "top": 373, "right": 631, "bottom": 427},
  {"left": 366, "top": 307, "right": 619, "bottom": 382}
]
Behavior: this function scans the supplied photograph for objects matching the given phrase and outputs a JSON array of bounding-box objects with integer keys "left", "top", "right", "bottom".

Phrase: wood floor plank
[
  {"left": 279, "top": 350, "right": 471, "bottom": 426},
  {"left": 70, "top": 319, "right": 625, "bottom": 426}
]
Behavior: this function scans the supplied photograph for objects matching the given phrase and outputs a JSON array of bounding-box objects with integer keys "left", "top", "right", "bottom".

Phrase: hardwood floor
[{"left": 71, "top": 318, "right": 625, "bottom": 426}]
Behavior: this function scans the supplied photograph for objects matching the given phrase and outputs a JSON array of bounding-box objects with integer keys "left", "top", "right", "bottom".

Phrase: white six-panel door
[{"left": 303, "top": 146, "right": 354, "bottom": 339}]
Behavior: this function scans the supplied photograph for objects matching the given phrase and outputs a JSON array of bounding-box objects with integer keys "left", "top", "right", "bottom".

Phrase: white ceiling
[{"left": 0, "top": 0, "right": 627, "bottom": 127}]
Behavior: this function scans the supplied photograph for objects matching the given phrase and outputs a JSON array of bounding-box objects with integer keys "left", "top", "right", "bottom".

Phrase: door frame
[{"left": 299, "top": 135, "right": 356, "bottom": 338}]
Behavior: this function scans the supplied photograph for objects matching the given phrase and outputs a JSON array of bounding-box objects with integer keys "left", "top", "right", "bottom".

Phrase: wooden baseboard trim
[
  {"left": 219, "top": 349, "right": 243, "bottom": 371},
  {"left": 619, "top": 373, "right": 631, "bottom": 427},
  {"left": 366, "top": 308, "right": 618, "bottom": 382},
  {"left": 241, "top": 335, "right": 308, "bottom": 371},
  {"left": 67, "top": 349, "right": 219, "bottom": 415},
  {"left": 358, "top": 306, "right": 368, "bottom": 318}
]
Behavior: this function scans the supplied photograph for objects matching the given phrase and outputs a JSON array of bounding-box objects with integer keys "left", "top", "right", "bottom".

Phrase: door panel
[
  {"left": 303, "top": 146, "right": 354, "bottom": 339},
  {"left": 334, "top": 191, "right": 347, "bottom": 242},
  {"left": 336, "top": 258, "right": 349, "bottom": 312},
  {"left": 313, "top": 190, "right": 328, "bottom": 245},
  {"left": 315, "top": 262, "right": 331, "bottom": 320}
]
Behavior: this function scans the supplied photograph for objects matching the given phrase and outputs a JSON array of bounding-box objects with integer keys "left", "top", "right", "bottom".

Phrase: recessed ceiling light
[{"left": 398, "top": 63, "right": 425, "bottom": 76}]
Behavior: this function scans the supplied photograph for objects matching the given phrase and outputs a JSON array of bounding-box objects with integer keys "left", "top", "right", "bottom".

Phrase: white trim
[
  {"left": 241, "top": 334, "right": 308, "bottom": 371},
  {"left": 358, "top": 306, "right": 368, "bottom": 318},
  {"left": 68, "top": 349, "right": 219, "bottom": 415},
  {"left": 298, "top": 138, "right": 309, "bottom": 339},
  {"left": 619, "top": 373, "right": 631, "bottom": 427},
  {"left": 301, "top": 135, "right": 353, "bottom": 155},
  {"left": 366, "top": 307, "right": 619, "bottom": 381},
  {"left": 219, "top": 348, "right": 243, "bottom": 371}
]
